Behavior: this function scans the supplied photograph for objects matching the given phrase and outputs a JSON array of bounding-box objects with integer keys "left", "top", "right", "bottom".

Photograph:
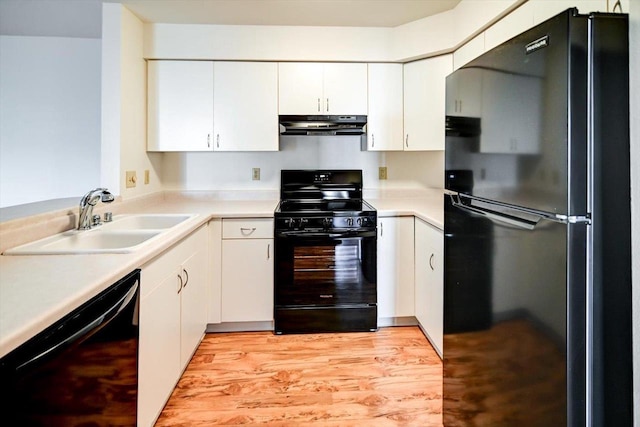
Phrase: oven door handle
[{"left": 275, "top": 230, "right": 377, "bottom": 239}]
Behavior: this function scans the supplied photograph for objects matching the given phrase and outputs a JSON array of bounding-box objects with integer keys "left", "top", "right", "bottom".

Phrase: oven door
[{"left": 274, "top": 230, "right": 377, "bottom": 307}]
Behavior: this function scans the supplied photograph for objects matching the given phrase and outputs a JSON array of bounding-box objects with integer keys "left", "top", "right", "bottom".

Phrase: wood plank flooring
[{"left": 155, "top": 327, "right": 443, "bottom": 426}]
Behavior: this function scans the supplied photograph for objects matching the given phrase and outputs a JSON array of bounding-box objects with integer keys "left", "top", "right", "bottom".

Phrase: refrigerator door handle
[
  {"left": 450, "top": 194, "right": 591, "bottom": 226},
  {"left": 450, "top": 194, "right": 538, "bottom": 230}
]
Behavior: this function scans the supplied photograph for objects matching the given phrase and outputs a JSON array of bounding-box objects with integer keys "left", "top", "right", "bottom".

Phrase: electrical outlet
[
  {"left": 144, "top": 170, "right": 150, "bottom": 185},
  {"left": 252, "top": 168, "right": 261, "bottom": 181},
  {"left": 379, "top": 167, "right": 388, "bottom": 180},
  {"left": 126, "top": 171, "right": 137, "bottom": 188}
]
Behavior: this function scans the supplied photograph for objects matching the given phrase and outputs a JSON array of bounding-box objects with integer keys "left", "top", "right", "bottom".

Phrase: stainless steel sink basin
[{"left": 3, "top": 213, "right": 196, "bottom": 255}]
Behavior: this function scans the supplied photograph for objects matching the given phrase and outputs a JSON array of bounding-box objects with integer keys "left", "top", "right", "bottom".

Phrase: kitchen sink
[
  {"left": 3, "top": 213, "right": 196, "bottom": 255},
  {"left": 102, "top": 214, "right": 194, "bottom": 231}
]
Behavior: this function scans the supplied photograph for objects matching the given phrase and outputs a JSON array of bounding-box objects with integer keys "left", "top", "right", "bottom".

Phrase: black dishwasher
[{"left": 0, "top": 269, "right": 140, "bottom": 426}]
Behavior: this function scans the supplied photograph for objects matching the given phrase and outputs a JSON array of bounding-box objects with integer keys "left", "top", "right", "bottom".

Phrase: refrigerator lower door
[{"left": 443, "top": 195, "right": 587, "bottom": 426}]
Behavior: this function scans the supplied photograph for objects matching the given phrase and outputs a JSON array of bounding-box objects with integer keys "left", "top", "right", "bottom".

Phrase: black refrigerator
[{"left": 443, "top": 8, "right": 632, "bottom": 427}]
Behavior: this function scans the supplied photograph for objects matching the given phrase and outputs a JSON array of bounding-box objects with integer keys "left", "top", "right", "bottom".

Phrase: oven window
[
  {"left": 293, "top": 244, "right": 360, "bottom": 284},
  {"left": 275, "top": 235, "right": 376, "bottom": 306}
]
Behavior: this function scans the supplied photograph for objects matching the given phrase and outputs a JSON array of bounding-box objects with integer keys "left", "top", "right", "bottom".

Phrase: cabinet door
[
  {"left": 377, "top": 217, "right": 415, "bottom": 318},
  {"left": 213, "top": 62, "right": 279, "bottom": 151},
  {"left": 147, "top": 61, "right": 214, "bottom": 151},
  {"left": 221, "top": 239, "right": 274, "bottom": 322},
  {"left": 323, "top": 63, "right": 368, "bottom": 115},
  {"left": 404, "top": 55, "right": 452, "bottom": 151},
  {"left": 138, "top": 271, "right": 181, "bottom": 427},
  {"left": 453, "top": 32, "right": 485, "bottom": 71},
  {"left": 179, "top": 246, "right": 208, "bottom": 369},
  {"left": 366, "top": 63, "right": 404, "bottom": 151},
  {"left": 415, "top": 219, "right": 443, "bottom": 356},
  {"left": 484, "top": 1, "right": 535, "bottom": 52},
  {"left": 278, "top": 63, "right": 323, "bottom": 115}
]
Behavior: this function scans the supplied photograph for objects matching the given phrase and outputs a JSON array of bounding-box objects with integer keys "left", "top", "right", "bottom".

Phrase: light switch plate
[{"left": 144, "top": 170, "right": 150, "bottom": 185}]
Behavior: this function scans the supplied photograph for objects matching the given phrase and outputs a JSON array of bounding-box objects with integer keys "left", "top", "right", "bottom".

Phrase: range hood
[{"left": 279, "top": 115, "right": 367, "bottom": 136}]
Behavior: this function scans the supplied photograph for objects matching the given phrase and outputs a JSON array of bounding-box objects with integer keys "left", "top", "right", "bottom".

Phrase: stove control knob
[
  {"left": 346, "top": 217, "right": 354, "bottom": 227},
  {"left": 323, "top": 218, "right": 333, "bottom": 228},
  {"left": 286, "top": 218, "right": 296, "bottom": 229},
  {"left": 357, "top": 217, "right": 364, "bottom": 226}
]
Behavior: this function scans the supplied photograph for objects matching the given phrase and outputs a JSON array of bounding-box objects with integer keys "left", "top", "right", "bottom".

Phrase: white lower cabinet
[
  {"left": 138, "top": 225, "right": 209, "bottom": 427},
  {"left": 414, "top": 218, "right": 444, "bottom": 356},
  {"left": 221, "top": 219, "right": 274, "bottom": 323},
  {"left": 377, "top": 216, "right": 415, "bottom": 320}
]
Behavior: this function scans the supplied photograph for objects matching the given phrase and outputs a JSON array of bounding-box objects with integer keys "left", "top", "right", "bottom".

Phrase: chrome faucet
[{"left": 78, "top": 188, "right": 115, "bottom": 230}]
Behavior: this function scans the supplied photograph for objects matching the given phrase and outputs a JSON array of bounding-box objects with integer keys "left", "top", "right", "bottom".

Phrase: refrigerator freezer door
[{"left": 445, "top": 10, "right": 588, "bottom": 217}]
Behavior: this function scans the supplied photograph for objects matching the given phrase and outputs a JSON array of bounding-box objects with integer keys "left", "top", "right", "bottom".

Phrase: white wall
[
  {"left": 0, "top": 35, "right": 101, "bottom": 207},
  {"left": 161, "top": 137, "right": 442, "bottom": 192},
  {"left": 102, "top": 3, "right": 163, "bottom": 200},
  {"left": 143, "top": 0, "right": 519, "bottom": 61}
]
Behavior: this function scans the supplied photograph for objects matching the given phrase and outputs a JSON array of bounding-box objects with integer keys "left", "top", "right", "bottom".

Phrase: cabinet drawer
[{"left": 222, "top": 218, "right": 273, "bottom": 239}]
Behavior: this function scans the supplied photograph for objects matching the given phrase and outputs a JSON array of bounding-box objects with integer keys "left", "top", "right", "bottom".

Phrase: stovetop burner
[
  {"left": 275, "top": 170, "right": 376, "bottom": 232},
  {"left": 276, "top": 199, "right": 376, "bottom": 214}
]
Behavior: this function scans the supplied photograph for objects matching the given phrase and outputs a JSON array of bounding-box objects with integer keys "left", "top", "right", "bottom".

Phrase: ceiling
[
  {"left": 118, "top": 0, "right": 462, "bottom": 28},
  {"left": 0, "top": 0, "right": 462, "bottom": 39}
]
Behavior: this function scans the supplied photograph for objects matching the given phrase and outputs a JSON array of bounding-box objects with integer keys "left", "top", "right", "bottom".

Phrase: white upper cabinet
[
  {"left": 213, "top": 62, "right": 279, "bottom": 151},
  {"left": 484, "top": 1, "right": 535, "bottom": 52},
  {"left": 453, "top": 33, "right": 485, "bottom": 71},
  {"left": 366, "top": 63, "right": 404, "bottom": 151},
  {"left": 278, "top": 62, "right": 367, "bottom": 115},
  {"left": 403, "top": 55, "right": 452, "bottom": 151},
  {"left": 322, "top": 63, "right": 368, "bottom": 115},
  {"left": 147, "top": 60, "right": 214, "bottom": 151}
]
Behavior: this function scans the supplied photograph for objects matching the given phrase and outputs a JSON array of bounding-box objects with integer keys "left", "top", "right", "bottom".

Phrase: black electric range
[{"left": 274, "top": 170, "right": 378, "bottom": 334}]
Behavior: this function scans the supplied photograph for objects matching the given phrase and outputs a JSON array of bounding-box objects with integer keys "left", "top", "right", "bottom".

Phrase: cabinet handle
[
  {"left": 455, "top": 100, "right": 459, "bottom": 112},
  {"left": 371, "top": 134, "right": 375, "bottom": 148},
  {"left": 216, "top": 134, "right": 220, "bottom": 148},
  {"left": 177, "top": 273, "right": 183, "bottom": 294},
  {"left": 429, "top": 253, "right": 435, "bottom": 271},
  {"left": 405, "top": 134, "right": 409, "bottom": 148},
  {"left": 182, "top": 268, "right": 189, "bottom": 288},
  {"left": 459, "top": 100, "right": 462, "bottom": 112},
  {"left": 380, "top": 222, "right": 383, "bottom": 237},
  {"left": 317, "top": 98, "right": 320, "bottom": 112},
  {"left": 326, "top": 98, "right": 329, "bottom": 112},
  {"left": 267, "top": 243, "right": 270, "bottom": 260},
  {"left": 207, "top": 134, "right": 211, "bottom": 148},
  {"left": 240, "top": 227, "right": 256, "bottom": 236}
]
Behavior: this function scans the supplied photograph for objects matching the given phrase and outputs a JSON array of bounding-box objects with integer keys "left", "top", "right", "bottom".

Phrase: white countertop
[{"left": 0, "top": 190, "right": 444, "bottom": 358}]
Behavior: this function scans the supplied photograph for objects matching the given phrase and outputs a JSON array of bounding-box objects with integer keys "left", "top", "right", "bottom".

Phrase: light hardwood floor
[{"left": 155, "top": 327, "right": 443, "bottom": 426}]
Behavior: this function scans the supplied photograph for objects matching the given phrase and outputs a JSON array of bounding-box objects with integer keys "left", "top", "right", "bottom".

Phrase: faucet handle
[
  {"left": 92, "top": 214, "right": 102, "bottom": 226},
  {"left": 104, "top": 212, "right": 113, "bottom": 222}
]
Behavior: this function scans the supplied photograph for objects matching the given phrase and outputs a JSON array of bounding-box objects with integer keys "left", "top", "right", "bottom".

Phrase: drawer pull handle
[
  {"left": 429, "top": 254, "right": 435, "bottom": 271},
  {"left": 177, "top": 273, "right": 183, "bottom": 294},
  {"left": 320, "top": 294, "right": 333, "bottom": 298},
  {"left": 240, "top": 227, "right": 257, "bottom": 236}
]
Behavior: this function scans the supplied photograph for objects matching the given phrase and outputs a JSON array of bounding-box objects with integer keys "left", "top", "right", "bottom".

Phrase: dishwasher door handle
[{"left": 15, "top": 280, "right": 139, "bottom": 372}]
